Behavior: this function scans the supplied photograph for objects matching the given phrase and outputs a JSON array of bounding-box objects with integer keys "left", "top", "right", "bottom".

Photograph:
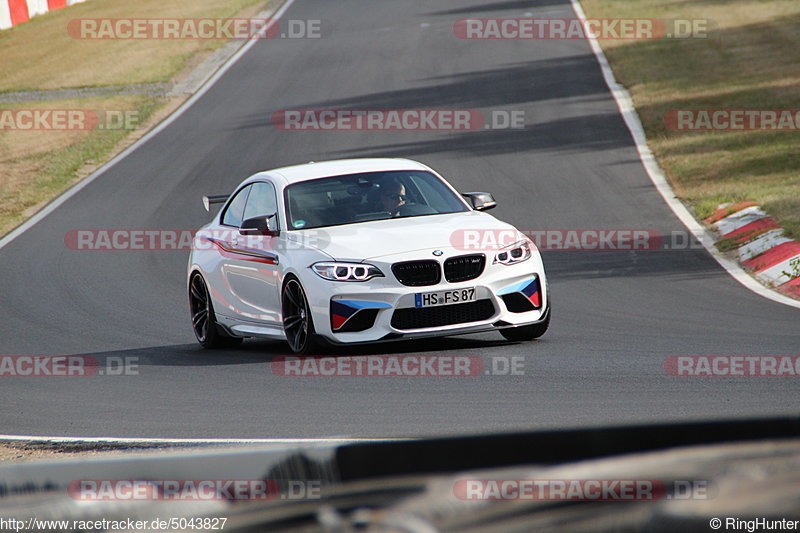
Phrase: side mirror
[
  {"left": 239, "top": 214, "right": 279, "bottom": 236},
  {"left": 462, "top": 192, "right": 497, "bottom": 211}
]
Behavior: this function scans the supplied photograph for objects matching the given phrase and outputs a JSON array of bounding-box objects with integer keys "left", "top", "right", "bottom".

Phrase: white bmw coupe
[{"left": 188, "top": 158, "right": 549, "bottom": 353}]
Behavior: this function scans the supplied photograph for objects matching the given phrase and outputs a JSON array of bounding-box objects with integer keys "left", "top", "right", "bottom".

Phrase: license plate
[{"left": 415, "top": 287, "right": 476, "bottom": 308}]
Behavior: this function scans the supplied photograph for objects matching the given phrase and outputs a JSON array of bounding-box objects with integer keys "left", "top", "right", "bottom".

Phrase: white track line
[
  {"left": 570, "top": 0, "right": 800, "bottom": 310},
  {"left": 0, "top": 434, "right": 410, "bottom": 444},
  {"left": 0, "top": 0, "right": 297, "bottom": 252}
]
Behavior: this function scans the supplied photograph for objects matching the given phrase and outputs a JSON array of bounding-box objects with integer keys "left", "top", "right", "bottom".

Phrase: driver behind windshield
[{"left": 379, "top": 179, "right": 407, "bottom": 216}]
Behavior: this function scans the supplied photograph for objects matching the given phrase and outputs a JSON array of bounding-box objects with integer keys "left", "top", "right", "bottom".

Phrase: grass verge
[
  {"left": 0, "top": 0, "right": 275, "bottom": 236},
  {"left": 580, "top": 0, "right": 800, "bottom": 239},
  {"left": 0, "top": 442, "right": 210, "bottom": 463},
  {"left": 0, "top": 0, "right": 269, "bottom": 92}
]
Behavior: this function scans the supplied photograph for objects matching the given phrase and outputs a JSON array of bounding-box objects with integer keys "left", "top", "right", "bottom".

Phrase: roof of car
[{"left": 254, "top": 158, "right": 432, "bottom": 185}]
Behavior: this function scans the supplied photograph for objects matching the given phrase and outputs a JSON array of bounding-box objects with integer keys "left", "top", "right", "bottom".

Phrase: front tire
[
  {"left": 500, "top": 306, "right": 550, "bottom": 342},
  {"left": 189, "top": 272, "right": 243, "bottom": 349},
  {"left": 282, "top": 277, "right": 319, "bottom": 354}
]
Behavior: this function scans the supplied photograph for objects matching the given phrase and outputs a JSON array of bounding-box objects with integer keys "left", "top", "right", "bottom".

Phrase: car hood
[{"left": 293, "top": 211, "right": 524, "bottom": 262}]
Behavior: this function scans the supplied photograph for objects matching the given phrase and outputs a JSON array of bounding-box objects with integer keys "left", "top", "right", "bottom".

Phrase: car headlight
[
  {"left": 311, "top": 262, "right": 384, "bottom": 282},
  {"left": 494, "top": 240, "right": 532, "bottom": 265}
]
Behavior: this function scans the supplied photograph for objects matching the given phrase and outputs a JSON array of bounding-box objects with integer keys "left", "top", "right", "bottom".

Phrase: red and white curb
[
  {"left": 0, "top": 0, "right": 85, "bottom": 31},
  {"left": 706, "top": 202, "right": 800, "bottom": 300}
]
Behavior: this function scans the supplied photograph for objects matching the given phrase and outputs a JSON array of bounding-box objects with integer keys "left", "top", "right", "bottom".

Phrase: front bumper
[{"left": 303, "top": 258, "right": 548, "bottom": 345}]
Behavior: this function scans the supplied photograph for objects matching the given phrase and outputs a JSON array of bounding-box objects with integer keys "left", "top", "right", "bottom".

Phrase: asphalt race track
[{"left": 0, "top": 0, "right": 797, "bottom": 438}]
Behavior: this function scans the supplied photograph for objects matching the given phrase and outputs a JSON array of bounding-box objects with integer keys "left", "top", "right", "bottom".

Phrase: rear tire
[
  {"left": 500, "top": 306, "right": 550, "bottom": 342},
  {"left": 189, "top": 272, "right": 243, "bottom": 349}
]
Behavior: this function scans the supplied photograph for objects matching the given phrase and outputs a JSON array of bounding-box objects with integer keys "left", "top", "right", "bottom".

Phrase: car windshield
[{"left": 284, "top": 170, "right": 470, "bottom": 229}]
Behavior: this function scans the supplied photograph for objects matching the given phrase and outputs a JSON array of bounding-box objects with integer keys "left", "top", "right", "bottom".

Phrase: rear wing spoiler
[{"left": 202, "top": 194, "right": 229, "bottom": 212}]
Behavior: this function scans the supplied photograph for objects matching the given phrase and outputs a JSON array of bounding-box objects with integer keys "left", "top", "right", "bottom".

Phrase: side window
[
  {"left": 242, "top": 182, "right": 278, "bottom": 222},
  {"left": 222, "top": 185, "right": 251, "bottom": 227}
]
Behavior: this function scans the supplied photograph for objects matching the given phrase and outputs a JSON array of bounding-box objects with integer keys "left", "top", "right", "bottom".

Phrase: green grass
[
  {"left": 582, "top": 0, "right": 800, "bottom": 239},
  {"left": 0, "top": 0, "right": 268, "bottom": 92},
  {"left": 0, "top": 0, "right": 276, "bottom": 236},
  {"left": 0, "top": 97, "right": 160, "bottom": 233}
]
